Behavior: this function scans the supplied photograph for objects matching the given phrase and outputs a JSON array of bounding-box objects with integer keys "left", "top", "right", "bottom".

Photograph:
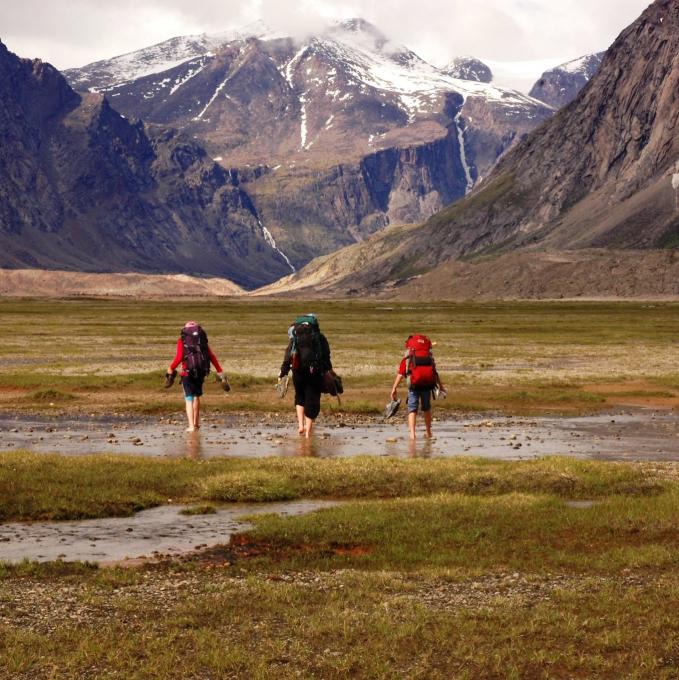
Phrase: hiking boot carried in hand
[
  {"left": 384, "top": 399, "right": 401, "bottom": 419},
  {"left": 164, "top": 370, "right": 177, "bottom": 388},
  {"left": 276, "top": 375, "right": 289, "bottom": 399},
  {"left": 217, "top": 373, "right": 231, "bottom": 392},
  {"left": 433, "top": 385, "right": 447, "bottom": 400}
]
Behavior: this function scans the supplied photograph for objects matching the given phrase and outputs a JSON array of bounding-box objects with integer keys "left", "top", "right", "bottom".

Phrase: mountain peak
[
  {"left": 442, "top": 56, "right": 493, "bottom": 83},
  {"left": 325, "top": 17, "right": 389, "bottom": 50},
  {"left": 529, "top": 51, "right": 604, "bottom": 108},
  {"left": 335, "top": 18, "right": 382, "bottom": 34}
]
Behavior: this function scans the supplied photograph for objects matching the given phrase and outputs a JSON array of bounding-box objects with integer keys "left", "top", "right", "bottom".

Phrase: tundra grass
[
  {"left": 1, "top": 452, "right": 679, "bottom": 677},
  {"left": 0, "top": 452, "right": 665, "bottom": 521},
  {"left": 237, "top": 490, "right": 679, "bottom": 574},
  {"left": 3, "top": 299, "right": 679, "bottom": 415}
]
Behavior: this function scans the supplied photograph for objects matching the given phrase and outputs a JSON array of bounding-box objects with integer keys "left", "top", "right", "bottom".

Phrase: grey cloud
[{"left": 0, "top": 0, "right": 652, "bottom": 70}]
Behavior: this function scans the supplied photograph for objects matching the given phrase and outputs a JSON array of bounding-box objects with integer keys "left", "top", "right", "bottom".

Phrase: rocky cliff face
[
  {"left": 529, "top": 53, "right": 604, "bottom": 108},
  {"left": 0, "top": 41, "right": 293, "bottom": 288},
  {"left": 269, "top": 0, "right": 679, "bottom": 294},
  {"left": 65, "top": 20, "right": 552, "bottom": 267}
]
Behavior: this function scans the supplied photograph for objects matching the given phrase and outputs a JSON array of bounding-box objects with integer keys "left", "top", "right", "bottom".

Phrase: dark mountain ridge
[{"left": 0, "top": 41, "right": 292, "bottom": 288}]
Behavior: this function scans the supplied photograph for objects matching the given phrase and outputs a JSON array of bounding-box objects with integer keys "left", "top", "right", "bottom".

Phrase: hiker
[
  {"left": 389, "top": 334, "right": 445, "bottom": 440},
  {"left": 279, "top": 314, "right": 333, "bottom": 438},
  {"left": 166, "top": 321, "right": 228, "bottom": 432}
]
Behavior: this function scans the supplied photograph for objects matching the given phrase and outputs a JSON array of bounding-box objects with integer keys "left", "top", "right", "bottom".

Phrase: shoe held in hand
[
  {"left": 276, "top": 375, "right": 289, "bottom": 398},
  {"left": 384, "top": 399, "right": 401, "bottom": 419},
  {"left": 217, "top": 373, "right": 231, "bottom": 392}
]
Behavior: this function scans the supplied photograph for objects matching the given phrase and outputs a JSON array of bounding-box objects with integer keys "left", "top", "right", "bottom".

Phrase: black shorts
[
  {"left": 292, "top": 371, "right": 323, "bottom": 420},
  {"left": 181, "top": 375, "right": 204, "bottom": 399}
]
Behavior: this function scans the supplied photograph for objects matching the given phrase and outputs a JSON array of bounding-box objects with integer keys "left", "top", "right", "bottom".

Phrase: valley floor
[{"left": 2, "top": 298, "right": 679, "bottom": 677}]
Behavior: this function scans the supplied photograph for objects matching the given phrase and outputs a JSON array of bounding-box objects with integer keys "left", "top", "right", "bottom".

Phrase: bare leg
[
  {"left": 424, "top": 410, "right": 433, "bottom": 438},
  {"left": 193, "top": 397, "right": 201, "bottom": 430},
  {"left": 304, "top": 416, "right": 315, "bottom": 439},
  {"left": 296, "top": 405, "right": 306, "bottom": 434},
  {"left": 185, "top": 399, "right": 195, "bottom": 432},
  {"left": 408, "top": 412, "right": 417, "bottom": 440}
]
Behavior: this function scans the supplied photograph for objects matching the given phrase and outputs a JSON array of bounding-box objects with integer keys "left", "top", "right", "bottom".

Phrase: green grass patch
[
  {"left": 242, "top": 489, "right": 679, "bottom": 574},
  {"left": 0, "top": 452, "right": 663, "bottom": 521},
  {"left": 503, "top": 389, "right": 605, "bottom": 404},
  {"left": 2, "top": 570, "right": 677, "bottom": 678},
  {"left": 5, "top": 298, "right": 679, "bottom": 416},
  {"left": 24, "top": 389, "right": 78, "bottom": 403}
]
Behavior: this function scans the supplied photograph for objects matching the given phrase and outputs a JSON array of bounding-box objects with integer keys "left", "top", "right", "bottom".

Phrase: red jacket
[{"left": 169, "top": 338, "right": 223, "bottom": 377}]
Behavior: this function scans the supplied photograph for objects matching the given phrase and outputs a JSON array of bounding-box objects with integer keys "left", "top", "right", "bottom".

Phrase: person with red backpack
[
  {"left": 279, "top": 314, "right": 333, "bottom": 438},
  {"left": 389, "top": 334, "right": 445, "bottom": 440},
  {"left": 166, "top": 321, "right": 229, "bottom": 432}
]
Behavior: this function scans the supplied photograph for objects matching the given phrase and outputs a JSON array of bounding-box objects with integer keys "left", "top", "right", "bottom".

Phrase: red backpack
[{"left": 405, "top": 334, "right": 437, "bottom": 390}]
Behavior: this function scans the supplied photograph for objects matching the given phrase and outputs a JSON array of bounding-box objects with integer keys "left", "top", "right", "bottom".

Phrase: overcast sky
[{"left": 1, "top": 0, "right": 652, "bottom": 76}]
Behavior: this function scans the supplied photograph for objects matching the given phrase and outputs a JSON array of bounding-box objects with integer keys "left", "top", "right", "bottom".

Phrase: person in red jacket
[
  {"left": 166, "top": 321, "right": 227, "bottom": 432},
  {"left": 389, "top": 335, "right": 445, "bottom": 440}
]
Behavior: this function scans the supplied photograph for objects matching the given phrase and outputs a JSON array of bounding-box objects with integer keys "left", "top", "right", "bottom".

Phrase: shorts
[
  {"left": 407, "top": 388, "right": 432, "bottom": 414},
  {"left": 292, "top": 370, "right": 323, "bottom": 420},
  {"left": 181, "top": 375, "right": 204, "bottom": 400}
]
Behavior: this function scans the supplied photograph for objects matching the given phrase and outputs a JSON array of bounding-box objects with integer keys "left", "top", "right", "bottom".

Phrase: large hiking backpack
[
  {"left": 405, "top": 334, "right": 437, "bottom": 390},
  {"left": 291, "top": 314, "right": 324, "bottom": 373},
  {"left": 181, "top": 324, "right": 210, "bottom": 378}
]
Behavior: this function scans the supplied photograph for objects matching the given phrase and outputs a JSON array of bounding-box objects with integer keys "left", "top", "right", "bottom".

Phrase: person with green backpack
[{"left": 279, "top": 314, "right": 333, "bottom": 438}]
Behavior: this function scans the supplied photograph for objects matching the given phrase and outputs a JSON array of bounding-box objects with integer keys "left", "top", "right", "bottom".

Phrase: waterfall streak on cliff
[
  {"left": 258, "top": 218, "right": 296, "bottom": 272},
  {"left": 455, "top": 111, "right": 474, "bottom": 194}
]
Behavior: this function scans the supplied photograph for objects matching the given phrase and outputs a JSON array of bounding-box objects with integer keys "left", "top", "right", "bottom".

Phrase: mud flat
[
  {"left": 1, "top": 410, "right": 679, "bottom": 461},
  {"left": 0, "top": 500, "right": 337, "bottom": 564}
]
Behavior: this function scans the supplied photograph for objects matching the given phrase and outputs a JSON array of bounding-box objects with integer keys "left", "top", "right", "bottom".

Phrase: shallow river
[
  {"left": 2, "top": 409, "right": 679, "bottom": 461},
  {"left": 3, "top": 410, "right": 678, "bottom": 564},
  {"left": 0, "top": 501, "right": 338, "bottom": 564}
]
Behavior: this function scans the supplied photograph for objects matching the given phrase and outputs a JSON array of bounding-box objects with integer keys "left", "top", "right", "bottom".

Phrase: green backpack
[{"left": 291, "top": 314, "right": 325, "bottom": 372}]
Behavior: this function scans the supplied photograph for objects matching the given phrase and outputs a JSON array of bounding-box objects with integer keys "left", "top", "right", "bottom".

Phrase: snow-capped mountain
[
  {"left": 441, "top": 57, "right": 492, "bottom": 83},
  {"left": 63, "top": 21, "right": 276, "bottom": 91},
  {"left": 529, "top": 52, "right": 604, "bottom": 108},
  {"left": 65, "top": 19, "right": 553, "bottom": 268},
  {"left": 277, "top": 0, "right": 679, "bottom": 298}
]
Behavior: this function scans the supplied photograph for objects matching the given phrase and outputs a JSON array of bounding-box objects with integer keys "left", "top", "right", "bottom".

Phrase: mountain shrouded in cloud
[
  {"left": 529, "top": 53, "right": 605, "bottom": 108},
  {"left": 264, "top": 0, "right": 679, "bottom": 298},
  {"left": 0, "top": 0, "right": 651, "bottom": 78},
  {"left": 63, "top": 19, "right": 553, "bottom": 268}
]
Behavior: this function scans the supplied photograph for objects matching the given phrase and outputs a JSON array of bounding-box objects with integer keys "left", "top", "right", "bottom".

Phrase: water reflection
[
  {"left": 184, "top": 430, "right": 203, "bottom": 459},
  {"left": 408, "top": 439, "right": 434, "bottom": 459},
  {"left": 294, "top": 436, "right": 320, "bottom": 457}
]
